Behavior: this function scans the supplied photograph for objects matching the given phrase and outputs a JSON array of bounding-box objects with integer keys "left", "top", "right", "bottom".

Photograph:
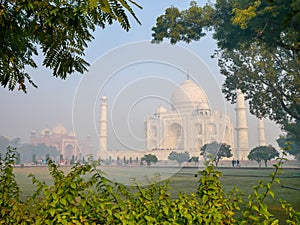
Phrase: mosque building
[
  {"left": 98, "top": 78, "right": 262, "bottom": 162},
  {"left": 30, "top": 123, "right": 91, "bottom": 160}
]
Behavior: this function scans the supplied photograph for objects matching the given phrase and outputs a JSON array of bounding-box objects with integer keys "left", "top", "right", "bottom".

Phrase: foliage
[
  {"left": 1, "top": 146, "right": 300, "bottom": 224},
  {"left": 0, "top": 135, "right": 10, "bottom": 153},
  {"left": 277, "top": 136, "right": 300, "bottom": 161},
  {"left": 0, "top": 147, "right": 21, "bottom": 223},
  {"left": 8, "top": 137, "right": 21, "bottom": 148},
  {"left": 248, "top": 145, "right": 280, "bottom": 167},
  {"left": 282, "top": 119, "right": 300, "bottom": 145},
  {"left": 236, "top": 153, "right": 297, "bottom": 224},
  {"left": 189, "top": 156, "right": 199, "bottom": 166},
  {"left": 19, "top": 143, "right": 59, "bottom": 163},
  {"left": 168, "top": 151, "right": 190, "bottom": 166},
  {"left": 141, "top": 153, "right": 158, "bottom": 167},
  {"left": 0, "top": 136, "right": 21, "bottom": 151},
  {"left": 277, "top": 119, "right": 300, "bottom": 160},
  {"left": 200, "top": 141, "right": 233, "bottom": 167},
  {"left": 0, "top": 0, "right": 141, "bottom": 93},
  {"left": 152, "top": 0, "right": 300, "bottom": 127},
  {"left": 0, "top": 136, "right": 22, "bottom": 160}
]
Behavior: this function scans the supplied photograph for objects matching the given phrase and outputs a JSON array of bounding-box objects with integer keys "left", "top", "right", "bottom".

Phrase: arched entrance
[
  {"left": 64, "top": 144, "right": 74, "bottom": 160},
  {"left": 165, "top": 123, "right": 184, "bottom": 149},
  {"left": 62, "top": 139, "right": 78, "bottom": 160},
  {"left": 195, "top": 138, "right": 203, "bottom": 151}
]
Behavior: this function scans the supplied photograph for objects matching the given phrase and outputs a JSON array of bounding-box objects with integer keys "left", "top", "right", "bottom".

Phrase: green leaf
[
  {"left": 269, "top": 190, "right": 274, "bottom": 198},
  {"left": 70, "top": 183, "right": 76, "bottom": 189},
  {"left": 163, "top": 205, "right": 169, "bottom": 215},
  {"left": 81, "top": 199, "right": 86, "bottom": 207},
  {"left": 202, "top": 195, "right": 208, "bottom": 204},
  {"left": 251, "top": 205, "right": 259, "bottom": 212},
  {"left": 270, "top": 219, "right": 279, "bottom": 225},
  {"left": 49, "top": 208, "right": 56, "bottom": 217},
  {"left": 60, "top": 198, "right": 67, "bottom": 206}
]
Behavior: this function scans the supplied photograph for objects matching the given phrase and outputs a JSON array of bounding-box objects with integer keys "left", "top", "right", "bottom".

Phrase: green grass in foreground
[
  {"left": 169, "top": 167, "right": 300, "bottom": 220},
  {"left": 14, "top": 165, "right": 300, "bottom": 221}
]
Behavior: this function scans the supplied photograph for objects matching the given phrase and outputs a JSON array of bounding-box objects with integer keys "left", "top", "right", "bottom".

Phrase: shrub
[{"left": 0, "top": 147, "right": 299, "bottom": 224}]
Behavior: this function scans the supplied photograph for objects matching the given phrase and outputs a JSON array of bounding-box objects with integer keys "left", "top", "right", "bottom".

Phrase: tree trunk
[
  {"left": 215, "top": 160, "right": 219, "bottom": 167},
  {"left": 264, "top": 160, "right": 268, "bottom": 167}
]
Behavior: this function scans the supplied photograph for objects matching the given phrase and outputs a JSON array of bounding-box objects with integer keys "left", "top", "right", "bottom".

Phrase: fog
[{"left": 0, "top": 1, "right": 282, "bottom": 156}]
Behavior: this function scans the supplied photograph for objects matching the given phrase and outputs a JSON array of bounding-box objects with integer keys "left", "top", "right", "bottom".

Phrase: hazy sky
[{"left": 0, "top": 1, "right": 282, "bottom": 154}]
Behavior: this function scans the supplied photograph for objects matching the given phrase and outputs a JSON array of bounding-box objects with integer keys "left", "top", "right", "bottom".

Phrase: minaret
[
  {"left": 99, "top": 96, "right": 108, "bottom": 153},
  {"left": 258, "top": 118, "right": 266, "bottom": 146},
  {"left": 235, "top": 90, "right": 249, "bottom": 160}
]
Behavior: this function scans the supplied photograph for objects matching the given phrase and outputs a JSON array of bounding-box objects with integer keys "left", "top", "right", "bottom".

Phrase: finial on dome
[{"left": 187, "top": 70, "right": 190, "bottom": 80}]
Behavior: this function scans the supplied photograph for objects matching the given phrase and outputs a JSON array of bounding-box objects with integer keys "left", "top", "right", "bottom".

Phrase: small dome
[
  {"left": 156, "top": 105, "right": 167, "bottom": 114},
  {"left": 40, "top": 128, "right": 52, "bottom": 136},
  {"left": 52, "top": 123, "right": 67, "bottom": 135},
  {"left": 171, "top": 80, "right": 210, "bottom": 110}
]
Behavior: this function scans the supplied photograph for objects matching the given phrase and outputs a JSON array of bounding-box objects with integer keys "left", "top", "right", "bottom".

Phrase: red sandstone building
[{"left": 30, "top": 123, "right": 91, "bottom": 160}]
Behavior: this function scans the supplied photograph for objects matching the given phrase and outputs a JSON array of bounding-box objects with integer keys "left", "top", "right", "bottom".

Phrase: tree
[
  {"left": 277, "top": 120, "right": 300, "bottom": 160},
  {"left": 141, "top": 154, "right": 158, "bottom": 167},
  {"left": 168, "top": 151, "right": 190, "bottom": 166},
  {"left": 9, "top": 137, "right": 21, "bottom": 148},
  {"left": 0, "top": 136, "right": 10, "bottom": 153},
  {"left": 248, "top": 145, "right": 279, "bottom": 167},
  {"left": 0, "top": 0, "right": 141, "bottom": 93},
  {"left": 218, "top": 37, "right": 299, "bottom": 125},
  {"left": 152, "top": 0, "right": 300, "bottom": 127},
  {"left": 189, "top": 156, "right": 199, "bottom": 166},
  {"left": 200, "top": 141, "right": 233, "bottom": 167},
  {"left": 32, "top": 153, "right": 36, "bottom": 165},
  {"left": 12, "top": 151, "right": 21, "bottom": 165},
  {"left": 19, "top": 143, "right": 59, "bottom": 163}
]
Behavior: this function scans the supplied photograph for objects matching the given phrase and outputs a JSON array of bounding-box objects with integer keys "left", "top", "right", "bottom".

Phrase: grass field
[
  {"left": 169, "top": 167, "right": 300, "bottom": 219},
  {"left": 13, "top": 165, "right": 300, "bottom": 221}
]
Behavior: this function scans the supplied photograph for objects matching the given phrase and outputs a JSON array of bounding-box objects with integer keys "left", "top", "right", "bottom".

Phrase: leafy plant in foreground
[
  {"left": 0, "top": 147, "right": 299, "bottom": 224},
  {"left": 238, "top": 152, "right": 300, "bottom": 224},
  {"left": 0, "top": 147, "right": 22, "bottom": 224}
]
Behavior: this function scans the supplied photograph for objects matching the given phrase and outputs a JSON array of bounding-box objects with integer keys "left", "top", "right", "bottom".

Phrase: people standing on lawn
[
  {"left": 232, "top": 159, "right": 240, "bottom": 167},
  {"left": 232, "top": 159, "right": 236, "bottom": 167}
]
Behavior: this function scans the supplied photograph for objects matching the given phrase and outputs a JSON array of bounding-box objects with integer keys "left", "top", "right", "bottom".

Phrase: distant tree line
[
  {"left": 0, "top": 135, "right": 291, "bottom": 168},
  {"left": 0, "top": 136, "right": 59, "bottom": 164}
]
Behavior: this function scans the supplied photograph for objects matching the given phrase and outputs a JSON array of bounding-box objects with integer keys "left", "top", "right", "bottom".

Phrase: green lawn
[
  {"left": 169, "top": 167, "right": 300, "bottom": 221},
  {"left": 13, "top": 165, "right": 300, "bottom": 222},
  {"left": 14, "top": 166, "right": 71, "bottom": 200}
]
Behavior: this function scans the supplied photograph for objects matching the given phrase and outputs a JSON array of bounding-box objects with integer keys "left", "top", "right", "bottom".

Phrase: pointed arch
[
  {"left": 64, "top": 144, "right": 74, "bottom": 159},
  {"left": 195, "top": 123, "right": 203, "bottom": 135},
  {"left": 209, "top": 123, "right": 217, "bottom": 135},
  {"left": 165, "top": 123, "right": 184, "bottom": 149},
  {"left": 151, "top": 125, "right": 157, "bottom": 137},
  {"left": 195, "top": 138, "right": 203, "bottom": 151}
]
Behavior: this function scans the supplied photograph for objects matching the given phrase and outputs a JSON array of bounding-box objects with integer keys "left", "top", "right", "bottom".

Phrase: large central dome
[{"left": 171, "top": 80, "right": 210, "bottom": 110}]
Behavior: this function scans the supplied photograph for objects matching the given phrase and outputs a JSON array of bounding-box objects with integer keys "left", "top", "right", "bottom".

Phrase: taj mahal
[
  {"left": 145, "top": 79, "right": 235, "bottom": 154},
  {"left": 98, "top": 78, "right": 267, "bottom": 163}
]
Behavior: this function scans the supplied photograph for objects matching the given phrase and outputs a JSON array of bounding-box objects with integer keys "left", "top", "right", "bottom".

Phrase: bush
[{"left": 1, "top": 147, "right": 299, "bottom": 224}]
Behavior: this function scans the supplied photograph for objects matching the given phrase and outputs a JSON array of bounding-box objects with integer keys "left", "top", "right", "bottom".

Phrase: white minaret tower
[
  {"left": 99, "top": 96, "right": 108, "bottom": 154},
  {"left": 258, "top": 118, "right": 266, "bottom": 146},
  {"left": 235, "top": 90, "right": 249, "bottom": 160}
]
